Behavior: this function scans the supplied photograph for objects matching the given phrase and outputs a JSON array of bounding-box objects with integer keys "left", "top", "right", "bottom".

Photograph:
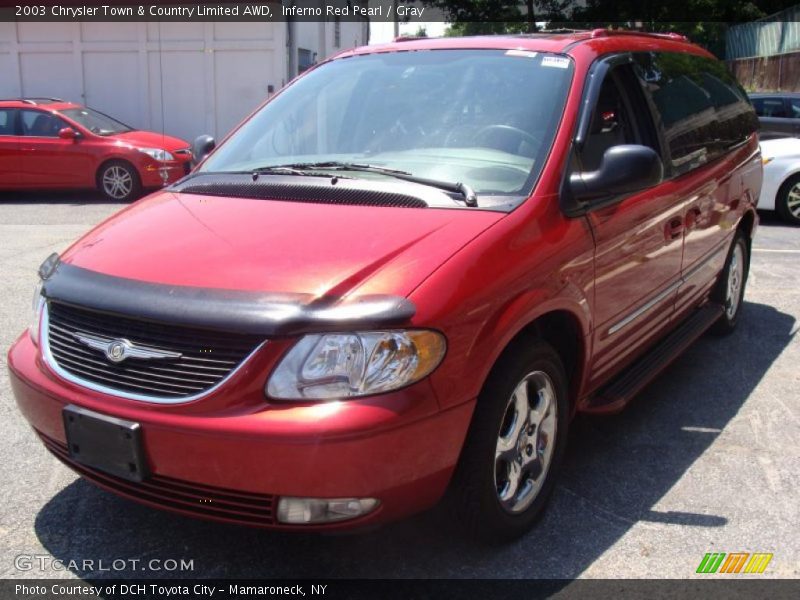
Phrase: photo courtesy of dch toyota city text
[{"left": 0, "top": 0, "right": 798, "bottom": 598}]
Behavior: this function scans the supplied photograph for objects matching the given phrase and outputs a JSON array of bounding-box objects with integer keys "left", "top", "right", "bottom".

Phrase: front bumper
[
  {"left": 8, "top": 333, "right": 474, "bottom": 530},
  {"left": 139, "top": 159, "right": 191, "bottom": 188}
]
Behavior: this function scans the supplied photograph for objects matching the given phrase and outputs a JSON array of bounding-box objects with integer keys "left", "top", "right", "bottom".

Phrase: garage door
[{"left": 0, "top": 21, "right": 286, "bottom": 143}]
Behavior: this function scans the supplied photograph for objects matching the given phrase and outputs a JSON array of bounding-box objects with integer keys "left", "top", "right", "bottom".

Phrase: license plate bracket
[{"left": 63, "top": 405, "right": 148, "bottom": 482}]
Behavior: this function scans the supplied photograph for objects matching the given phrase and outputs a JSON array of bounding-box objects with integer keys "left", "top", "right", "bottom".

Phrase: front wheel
[
  {"left": 710, "top": 231, "right": 749, "bottom": 335},
  {"left": 447, "top": 340, "right": 569, "bottom": 543},
  {"left": 97, "top": 161, "right": 142, "bottom": 202}
]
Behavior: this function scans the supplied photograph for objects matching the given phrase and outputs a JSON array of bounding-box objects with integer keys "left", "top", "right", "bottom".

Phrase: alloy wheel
[
  {"left": 494, "top": 371, "right": 558, "bottom": 514},
  {"left": 102, "top": 166, "right": 134, "bottom": 200},
  {"left": 725, "top": 242, "right": 744, "bottom": 320},
  {"left": 787, "top": 182, "right": 800, "bottom": 219}
]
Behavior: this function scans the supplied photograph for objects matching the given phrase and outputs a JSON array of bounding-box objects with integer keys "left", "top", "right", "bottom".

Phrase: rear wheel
[
  {"left": 776, "top": 174, "right": 800, "bottom": 226},
  {"left": 97, "top": 161, "right": 141, "bottom": 202},
  {"left": 710, "top": 231, "right": 749, "bottom": 335},
  {"left": 447, "top": 340, "right": 569, "bottom": 543}
]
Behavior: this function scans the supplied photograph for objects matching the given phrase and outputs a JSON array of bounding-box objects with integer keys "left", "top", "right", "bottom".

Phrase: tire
[
  {"left": 776, "top": 174, "right": 800, "bottom": 226},
  {"left": 447, "top": 339, "right": 569, "bottom": 543},
  {"left": 97, "top": 160, "right": 142, "bottom": 202},
  {"left": 710, "top": 231, "right": 749, "bottom": 335}
]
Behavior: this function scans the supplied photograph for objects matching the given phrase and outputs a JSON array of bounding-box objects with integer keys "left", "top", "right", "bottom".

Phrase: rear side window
[
  {"left": 752, "top": 97, "right": 788, "bottom": 118},
  {"left": 633, "top": 52, "right": 757, "bottom": 176},
  {"left": 0, "top": 109, "right": 15, "bottom": 136},
  {"left": 789, "top": 98, "right": 800, "bottom": 119}
]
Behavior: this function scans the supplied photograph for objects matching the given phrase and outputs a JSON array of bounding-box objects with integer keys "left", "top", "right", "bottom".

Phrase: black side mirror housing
[
  {"left": 191, "top": 135, "right": 216, "bottom": 165},
  {"left": 566, "top": 145, "right": 664, "bottom": 214}
]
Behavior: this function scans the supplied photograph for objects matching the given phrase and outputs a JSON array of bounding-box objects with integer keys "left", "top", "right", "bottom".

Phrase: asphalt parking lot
[{"left": 0, "top": 191, "right": 798, "bottom": 580}]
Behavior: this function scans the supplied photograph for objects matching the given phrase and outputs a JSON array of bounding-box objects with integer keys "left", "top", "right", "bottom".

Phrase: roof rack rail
[
  {"left": 590, "top": 28, "right": 689, "bottom": 42},
  {"left": 0, "top": 97, "right": 65, "bottom": 105},
  {"left": 538, "top": 28, "right": 589, "bottom": 34},
  {"left": 393, "top": 35, "right": 427, "bottom": 42}
]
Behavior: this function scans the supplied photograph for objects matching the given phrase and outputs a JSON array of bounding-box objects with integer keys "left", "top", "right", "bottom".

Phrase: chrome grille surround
[{"left": 42, "top": 302, "right": 264, "bottom": 404}]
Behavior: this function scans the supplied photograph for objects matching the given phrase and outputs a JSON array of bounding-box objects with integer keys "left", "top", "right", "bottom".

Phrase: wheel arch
[
  {"left": 738, "top": 208, "right": 757, "bottom": 243},
  {"left": 478, "top": 306, "right": 590, "bottom": 417},
  {"left": 95, "top": 157, "right": 141, "bottom": 188}
]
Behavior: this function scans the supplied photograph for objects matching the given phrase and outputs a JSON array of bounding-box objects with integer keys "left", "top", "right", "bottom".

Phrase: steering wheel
[{"left": 474, "top": 125, "right": 542, "bottom": 155}]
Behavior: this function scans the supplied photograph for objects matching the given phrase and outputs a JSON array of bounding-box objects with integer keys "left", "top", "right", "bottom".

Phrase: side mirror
[
  {"left": 568, "top": 144, "right": 663, "bottom": 207},
  {"left": 191, "top": 135, "right": 216, "bottom": 165},
  {"left": 58, "top": 127, "right": 80, "bottom": 140}
]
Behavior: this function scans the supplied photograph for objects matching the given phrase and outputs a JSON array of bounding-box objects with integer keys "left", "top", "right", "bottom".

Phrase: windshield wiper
[
  {"left": 270, "top": 161, "right": 479, "bottom": 207},
  {"left": 248, "top": 165, "right": 345, "bottom": 179}
]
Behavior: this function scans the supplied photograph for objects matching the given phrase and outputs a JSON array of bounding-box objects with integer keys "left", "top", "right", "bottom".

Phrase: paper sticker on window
[
  {"left": 505, "top": 50, "right": 538, "bottom": 58},
  {"left": 542, "top": 56, "right": 570, "bottom": 69}
]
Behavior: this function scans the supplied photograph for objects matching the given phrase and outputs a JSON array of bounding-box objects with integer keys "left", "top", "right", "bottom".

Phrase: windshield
[
  {"left": 61, "top": 107, "right": 134, "bottom": 136},
  {"left": 200, "top": 49, "right": 573, "bottom": 199}
]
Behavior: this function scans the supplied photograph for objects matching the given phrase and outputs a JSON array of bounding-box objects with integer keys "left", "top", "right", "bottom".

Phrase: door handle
[
  {"left": 685, "top": 207, "right": 702, "bottom": 230},
  {"left": 665, "top": 217, "right": 684, "bottom": 240}
]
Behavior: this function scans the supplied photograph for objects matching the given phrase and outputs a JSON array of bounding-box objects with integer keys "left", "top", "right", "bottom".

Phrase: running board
[{"left": 581, "top": 303, "right": 724, "bottom": 415}]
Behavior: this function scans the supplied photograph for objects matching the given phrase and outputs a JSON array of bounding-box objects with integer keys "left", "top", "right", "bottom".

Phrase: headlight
[
  {"left": 266, "top": 330, "right": 446, "bottom": 400},
  {"left": 30, "top": 281, "right": 44, "bottom": 345},
  {"left": 138, "top": 147, "right": 174, "bottom": 161}
]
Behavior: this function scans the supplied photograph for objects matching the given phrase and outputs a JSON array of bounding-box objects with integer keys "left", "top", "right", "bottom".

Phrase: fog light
[{"left": 276, "top": 497, "right": 379, "bottom": 524}]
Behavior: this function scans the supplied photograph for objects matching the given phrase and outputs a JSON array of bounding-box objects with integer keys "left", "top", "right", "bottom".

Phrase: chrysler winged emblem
[{"left": 73, "top": 332, "right": 182, "bottom": 363}]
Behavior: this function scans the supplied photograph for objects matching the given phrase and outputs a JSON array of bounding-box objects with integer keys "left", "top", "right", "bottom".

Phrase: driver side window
[
  {"left": 20, "top": 110, "right": 67, "bottom": 138},
  {"left": 578, "top": 71, "right": 639, "bottom": 172}
]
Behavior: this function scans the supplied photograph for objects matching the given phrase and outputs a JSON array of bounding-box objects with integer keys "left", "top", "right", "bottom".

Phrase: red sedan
[{"left": 0, "top": 98, "right": 192, "bottom": 201}]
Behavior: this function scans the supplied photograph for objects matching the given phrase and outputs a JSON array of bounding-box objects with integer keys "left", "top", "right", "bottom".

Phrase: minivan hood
[{"left": 60, "top": 191, "right": 503, "bottom": 301}]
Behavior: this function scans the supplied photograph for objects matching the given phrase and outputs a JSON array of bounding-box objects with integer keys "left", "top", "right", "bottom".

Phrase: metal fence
[
  {"left": 726, "top": 6, "right": 800, "bottom": 59},
  {"left": 725, "top": 5, "right": 800, "bottom": 91}
]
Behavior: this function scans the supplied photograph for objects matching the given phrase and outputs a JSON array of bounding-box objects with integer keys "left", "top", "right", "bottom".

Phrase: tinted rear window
[{"left": 633, "top": 53, "right": 757, "bottom": 176}]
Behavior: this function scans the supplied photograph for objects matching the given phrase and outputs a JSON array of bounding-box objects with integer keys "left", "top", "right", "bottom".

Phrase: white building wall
[
  {"left": 0, "top": 20, "right": 368, "bottom": 143},
  {"left": 0, "top": 21, "right": 287, "bottom": 142}
]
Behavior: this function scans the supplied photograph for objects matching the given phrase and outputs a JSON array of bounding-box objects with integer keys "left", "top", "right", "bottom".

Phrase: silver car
[{"left": 749, "top": 92, "right": 800, "bottom": 140}]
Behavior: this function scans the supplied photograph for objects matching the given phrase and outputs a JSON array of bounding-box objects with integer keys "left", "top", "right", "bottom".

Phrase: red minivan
[{"left": 8, "top": 31, "right": 761, "bottom": 542}]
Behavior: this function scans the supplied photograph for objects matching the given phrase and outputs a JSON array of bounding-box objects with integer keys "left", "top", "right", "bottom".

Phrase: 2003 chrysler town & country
[{"left": 8, "top": 30, "right": 761, "bottom": 542}]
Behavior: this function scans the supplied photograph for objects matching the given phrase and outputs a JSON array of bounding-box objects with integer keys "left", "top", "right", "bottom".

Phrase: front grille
[
  {"left": 45, "top": 302, "right": 263, "bottom": 401},
  {"left": 39, "top": 432, "right": 277, "bottom": 526}
]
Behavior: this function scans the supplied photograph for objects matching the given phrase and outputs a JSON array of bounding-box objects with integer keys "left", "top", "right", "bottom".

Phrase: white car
[{"left": 759, "top": 138, "right": 800, "bottom": 225}]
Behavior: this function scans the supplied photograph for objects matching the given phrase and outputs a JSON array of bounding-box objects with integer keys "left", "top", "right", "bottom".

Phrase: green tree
[{"left": 429, "top": 1, "right": 799, "bottom": 56}]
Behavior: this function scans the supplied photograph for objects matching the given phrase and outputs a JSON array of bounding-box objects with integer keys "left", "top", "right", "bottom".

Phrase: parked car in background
[
  {"left": 0, "top": 98, "right": 192, "bottom": 201},
  {"left": 9, "top": 31, "right": 761, "bottom": 543},
  {"left": 760, "top": 137, "right": 800, "bottom": 225},
  {"left": 749, "top": 92, "right": 800, "bottom": 140}
]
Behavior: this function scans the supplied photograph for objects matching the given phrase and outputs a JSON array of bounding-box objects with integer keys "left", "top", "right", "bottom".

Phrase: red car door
[
  {"left": 18, "top": 109, "right": 91, "bottom": 187},
  {"left": 576, "top": 64, "right": 684, "bottom": 390},
  {"left": 631, "top": 52, "right": 759, "bottom": 319},
  {"left": 0, "top": 108, "right": 20, "bottom": 187}
]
